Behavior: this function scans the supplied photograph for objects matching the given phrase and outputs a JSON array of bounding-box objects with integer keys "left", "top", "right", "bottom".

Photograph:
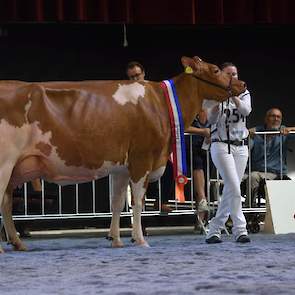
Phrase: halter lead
[{"left": 192, "top": 74, "right": 233, "bottom": 95}]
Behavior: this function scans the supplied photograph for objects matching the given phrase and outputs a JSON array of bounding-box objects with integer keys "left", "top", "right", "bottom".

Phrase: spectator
[
  {"left": 205, "top": 62, "right": 252, "bottom": 244},
  {"left": 126, "top": 61, "right": 145, "bottom": 81},
  {"left": 247, "top": 108, "right": 295, "bottom": 207},
  {"left": 185, "top": 109, "right": 211, "bottom": 232},
  {"left": 126, "top": 61, "right": 172, "bottom": 213}
]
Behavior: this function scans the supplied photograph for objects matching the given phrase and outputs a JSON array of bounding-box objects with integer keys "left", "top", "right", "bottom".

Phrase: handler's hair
[
  {"left": 220, "top": 62, "right": 236, "bottom": 70},
  {"left": 126, "top": 61, "right": 145, "bottom": 73}
]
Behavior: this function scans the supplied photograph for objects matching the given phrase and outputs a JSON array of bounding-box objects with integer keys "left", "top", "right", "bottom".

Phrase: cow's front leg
[
  {"left": 1, "top": 188, "right": 27, "bottom": 251},
  {"left": 130, "top": 173, "right": 149, "bottom": 247},
  {"left": 108, "top": 171, "right": 129, "bottom": 248}
]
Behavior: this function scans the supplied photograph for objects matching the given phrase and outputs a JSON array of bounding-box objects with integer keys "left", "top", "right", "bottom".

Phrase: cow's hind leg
[
  {"left": 130, "top": 173, "right": 149, "bottom": 247},
  {"left": 1, "top": 188, "right": 27, "bottom": 251},
  {"left": 108, "top": 171, "right": 129, "bottom": 248},
  {"left": 0, "top": 163, "right": 18, "bottom": 253}
]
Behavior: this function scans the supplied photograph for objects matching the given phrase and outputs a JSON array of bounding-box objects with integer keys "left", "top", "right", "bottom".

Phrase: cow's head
[{"left": 181, "top": 56, "right": 246, "bottom": 101}]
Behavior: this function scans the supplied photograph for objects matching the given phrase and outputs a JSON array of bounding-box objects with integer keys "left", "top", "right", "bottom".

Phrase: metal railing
[{"left": 7, "top": 131, "right": 295, "bottom": 222}]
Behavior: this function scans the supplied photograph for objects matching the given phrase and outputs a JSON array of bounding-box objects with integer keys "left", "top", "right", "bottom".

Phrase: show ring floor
[{"left": 1, "top": 229, "right": 295, "bottom": 295}]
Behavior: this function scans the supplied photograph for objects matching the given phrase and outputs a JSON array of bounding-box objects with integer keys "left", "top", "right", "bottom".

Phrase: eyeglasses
[
  {"left": 268, "top": 114, "right": 282, "bottom": 119},
  {"left": 129, "top": 73, "right": 143, "bottom": 80}
]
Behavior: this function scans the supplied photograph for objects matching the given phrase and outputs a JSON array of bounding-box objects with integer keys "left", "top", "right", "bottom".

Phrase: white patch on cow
[
  {"left": 112, "top": 83, "right": 145, "bottom": 105},
  {"left": 130, "top": 171, "right": 149, "bottom": 199},
  {"left": 149, "top": 166, "right": 166, "bottom": 182},
  {"left": 24, "top": 100, "right": 32, "bottom": 122},
  {"left": 52, "top": 160, "right": 125, "bottom": 186},
  {"left": 0, "top": 119, "right": 38, "bottom": 191},
  {"left": 0, "top": 119, "right": 34, "bottom": 153},
  {"left": 43, "top": 142, "right": 126, "bottom": 185},
  {"left": 130, "top": 171, "right": 149, "bottom": 244},
  {"left": 0, "top": 119, "right": 127, "bottom": 186}
]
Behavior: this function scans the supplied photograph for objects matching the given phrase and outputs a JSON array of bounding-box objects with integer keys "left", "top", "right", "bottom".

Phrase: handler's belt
[{"left": 211, "top": 139, "right": 248, "bottom": 146}]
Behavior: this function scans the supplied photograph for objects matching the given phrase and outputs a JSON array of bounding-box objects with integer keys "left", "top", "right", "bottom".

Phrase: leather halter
[{"left": 192, "top": 74, "right": 233, "bottom": 97}]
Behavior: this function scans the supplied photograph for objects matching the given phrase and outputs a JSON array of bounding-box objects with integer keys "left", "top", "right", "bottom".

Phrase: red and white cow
[{"left": 0, "top": 56, "right": 246, "bottom": 252}]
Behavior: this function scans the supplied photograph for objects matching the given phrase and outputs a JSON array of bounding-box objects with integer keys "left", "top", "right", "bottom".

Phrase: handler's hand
[{"left": 202, "top": 128, "right": 211, "bottom": 138}]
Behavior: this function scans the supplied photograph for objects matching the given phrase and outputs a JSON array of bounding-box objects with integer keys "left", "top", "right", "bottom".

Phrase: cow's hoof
[
  {"left": 135, "top": 239, "right": 150, "bottom": 247},
  {"left": 0, "top": 247, "right": 4, "bottom": 254},
  {"left": 131, "top": 238, "right": 150, "bottom": 247},
  {"left": 111, "top": 240, "right": 124, "bottom": 248},
  {"left": 11, "top": 241, "right": 28, "bottom": 251}
]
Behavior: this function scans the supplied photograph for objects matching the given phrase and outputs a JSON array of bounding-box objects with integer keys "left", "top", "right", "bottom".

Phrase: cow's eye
[{"left": 214, "top": 69, "right": 219, "bottom": 74}]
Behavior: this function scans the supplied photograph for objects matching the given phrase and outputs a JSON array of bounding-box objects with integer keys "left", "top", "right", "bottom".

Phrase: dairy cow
[{"left": 0, "top": 56, "right": 246, "bottom": 252}]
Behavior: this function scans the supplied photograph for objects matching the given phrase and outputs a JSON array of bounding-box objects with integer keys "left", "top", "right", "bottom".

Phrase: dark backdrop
[{"left": 0, "top": 23, "right": 294, "bottom": 127}]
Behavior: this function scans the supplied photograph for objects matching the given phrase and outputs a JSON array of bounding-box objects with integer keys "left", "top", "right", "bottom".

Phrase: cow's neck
[{"left": 172, "top": 73, "right": 203, "bottom": 129}]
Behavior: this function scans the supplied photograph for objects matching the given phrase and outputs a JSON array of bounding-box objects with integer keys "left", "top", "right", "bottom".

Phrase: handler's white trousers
[{"left": 207, "top": 142, "right": 249, "bottom": 240}]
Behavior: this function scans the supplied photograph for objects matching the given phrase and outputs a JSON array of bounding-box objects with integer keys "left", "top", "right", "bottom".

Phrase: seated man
[{"left": 247, "top": 108, "right": 295, "bottom": 207}]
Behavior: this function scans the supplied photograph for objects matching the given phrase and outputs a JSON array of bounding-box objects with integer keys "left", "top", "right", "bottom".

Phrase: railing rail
[{"left": 4, "top": 131, "right": 294, "bottom": 222}]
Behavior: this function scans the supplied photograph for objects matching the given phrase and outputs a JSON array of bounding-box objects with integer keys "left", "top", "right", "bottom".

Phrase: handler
[{"left": 206, "top": 62, "right": 252, "bottom": 244}]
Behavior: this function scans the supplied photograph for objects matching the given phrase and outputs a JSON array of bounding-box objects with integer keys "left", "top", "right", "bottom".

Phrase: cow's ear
[
  {"left": 181, "top": 56, "right": 194, "bottom": 73},
  {"left": 181, "top": 56, "right": 193, "bottom": 67}
]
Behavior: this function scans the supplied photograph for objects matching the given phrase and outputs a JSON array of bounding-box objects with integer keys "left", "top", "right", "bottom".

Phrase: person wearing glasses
[
  {"left": 125, "top": 61, "right": 173, "bottom": 216},
  {"left": 246, "top": 108, "right": 295, "bottom": 207},
  {"left": 126, "top": 61, "right": 146, "bottom": 81}
]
